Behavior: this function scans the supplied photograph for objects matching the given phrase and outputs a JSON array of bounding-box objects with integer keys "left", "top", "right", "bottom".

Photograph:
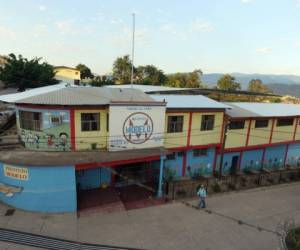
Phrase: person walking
[{"left": 197, "top": 184, "right": 207, "bottom": 209}]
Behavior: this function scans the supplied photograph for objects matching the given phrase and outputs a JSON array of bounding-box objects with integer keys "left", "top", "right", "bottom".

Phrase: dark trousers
[{"left": 199, "top": 197, "right": 206, "bottom": 208}]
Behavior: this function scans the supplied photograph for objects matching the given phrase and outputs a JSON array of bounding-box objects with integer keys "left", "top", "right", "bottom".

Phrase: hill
[{"left": 202, "top": 73, "right": 300, "bottom": 89}]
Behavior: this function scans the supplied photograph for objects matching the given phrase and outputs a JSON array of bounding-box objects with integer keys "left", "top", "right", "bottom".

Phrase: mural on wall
[{"left": 18, "top": 108, "right": 71, "bottom": 151}]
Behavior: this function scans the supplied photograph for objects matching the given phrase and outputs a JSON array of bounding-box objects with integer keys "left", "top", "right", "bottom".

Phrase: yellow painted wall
[
  {"left": 190, "top": 112, "right": 223, "bottom": 146},
  {"left": 247, "top": 119, "right": 272, "bottom": 146},
  {"left": 164, "top": 112, "right": 189, "bottom": 148},
  {"left": 225, "top": 120, "right": 250, "bottom": 149},
  {"left": 271, "top": 118, "right": 295, "bottom": 143},
  {"left": 54, "top": 68, "right": 81, "bottom": 80},
  {"left": 74, "top": 109, "right": 108, "bottom": 150}
]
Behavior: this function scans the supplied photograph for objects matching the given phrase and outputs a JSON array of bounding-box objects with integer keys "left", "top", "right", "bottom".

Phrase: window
[
  {"left": 193, "top": 148, "right": 208, "bottom": 157},
  {"left": 229, "top": 120, "right": 245, "bottom": 130},
  {"left": 81, "top": 113, "right": 100, "bottom": 131},
  {"left": 167, "top": 116, "right": 183, "bottom": 133},
  {"left": 166, "top": 152, "right": 176, "bottom": 160},
  {"left": 177, "top": 151, "right": 184, "bottom": 157},
  {"left": 19, "top": 111, "right": 42, "bottom": 131},
  {"left": 51, "top": 116, "right": 62, "bottom": 126},
  {"left": 201, "top": 115, "right": 215, "bottom": 131},
  {"left": 277, "top": 118, "right": 294, "bottom": 127},
  {"left": 255, "top": 119, "right": 268, "bottom": 128}
]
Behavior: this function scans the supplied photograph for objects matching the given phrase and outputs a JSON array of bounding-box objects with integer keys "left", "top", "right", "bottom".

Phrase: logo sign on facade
[
  {"left": 4, "top": 165, "right": 28, "bottom": 181},
  {"left": 122, "top": 112, "right": 154, "bottom": 144}
]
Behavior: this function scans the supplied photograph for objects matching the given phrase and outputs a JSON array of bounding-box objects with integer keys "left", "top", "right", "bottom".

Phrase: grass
[{"left": 286, "top": 228, "right": 300, "bottom": 250}]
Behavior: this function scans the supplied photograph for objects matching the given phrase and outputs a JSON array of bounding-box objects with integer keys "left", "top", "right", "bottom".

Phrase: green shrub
[
  {"left": 286, "top": 228, "right": 300, "bottom": 250},
  {"left": 212, "top": 182, "right": 221, "bottom": 193}
]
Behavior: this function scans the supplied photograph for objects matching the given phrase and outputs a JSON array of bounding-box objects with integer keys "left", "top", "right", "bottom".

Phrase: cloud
[
  {"left": 38, "top": 5, "right": 47, "bottom": 11},
  {"left": 107, "top": 27, "right": 149, "bottom": 46},
  {"left": 256, "top": 47, "right": 272, "bottom": 54},
  {"left": 32, "top": 24, "right": 48, "bottom": 38},
  {"left": 189, "top": 20, "right": 214, "bottom": 33},
  {"left": 160, "top": 24, "right": 187, "bottom": 40},
  {"left": 55, "top": 20, "right": 77, "bottom": 35},
  {"left": 0, "top": 25, "right": 16, "bottom": 39}
]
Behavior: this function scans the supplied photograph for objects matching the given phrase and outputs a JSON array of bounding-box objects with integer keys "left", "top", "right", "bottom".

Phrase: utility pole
[{"left": 130, "top": 13, "right": 135, "bottom": 88}]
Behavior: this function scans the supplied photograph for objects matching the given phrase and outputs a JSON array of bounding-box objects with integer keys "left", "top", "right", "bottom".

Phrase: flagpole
[{"left": 130, "top": 13, "right": 135, "bottom": 88}]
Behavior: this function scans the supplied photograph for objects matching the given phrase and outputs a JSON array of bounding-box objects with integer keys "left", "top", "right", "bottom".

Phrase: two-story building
[
  {"left": 217, "top": 102, "right": 300, "bottom": 174},
  {"left": 1, "top": 85, "right": 300, "bottom": 213}
]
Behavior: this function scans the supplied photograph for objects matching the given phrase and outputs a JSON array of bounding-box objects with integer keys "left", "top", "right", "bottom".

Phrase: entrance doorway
[
  {"left": 230, "top": 156, "right": 239, "bottom": 174},
  {"left": 76, "top": 160, "right": 164, "bottom": 212}
]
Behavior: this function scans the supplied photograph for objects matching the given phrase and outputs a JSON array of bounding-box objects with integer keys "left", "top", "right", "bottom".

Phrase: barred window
[
  {"left": 193, "top": 148, "right": 208, "bottom": 157},
  {"left": 167, "top": 116, "right": 183, "bottom": 133},
  {"left": 81, "top": 113, "right": 100, "bottom": 131},
  {"left": 277, "top": 118, "right": 294, "bottom": 127},
  {"left": 201, "top": 115, "right": 215, "bottom": 131},
  {"left": 19, "top": 111, "right": 42, "bottom": 131},
  {"left": 255, "top": 119, "right": 268, "bottom": 128},
  {"left": 229, "top": 120, "right": 245, "bottom": 130}
]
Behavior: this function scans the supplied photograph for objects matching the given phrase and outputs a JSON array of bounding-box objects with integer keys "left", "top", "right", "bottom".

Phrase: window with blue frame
[{"left": 193, "top": 148, "right": 208, "bottom": 157}]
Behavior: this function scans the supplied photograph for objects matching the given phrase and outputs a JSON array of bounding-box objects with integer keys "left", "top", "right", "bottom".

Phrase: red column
[
  {"left": 182, "top": 151, "right": 187, "bottom": 177},
  {"left": 70, "top": 109, "right": 76, "bottom": 151},
  {"left": 269, "top": 118, "right": 275, "bottom": 144},
  {"left": 293, "top": 117, "right": 299, "bottom": 141},
  {"left": 213, "top": 148, "right": 218, "bottom": 176},
  {"left": 283, "top": 144, "right": 289, "bottom": 168},
  {"left": 187, "top": 112, "right": 193, "bottom": 147},
  {"left": 245, "top": 119, "right": 252, "bottom": 147},
  {"left": 261, "top": 147, "right": 266, "bottom": 168}
]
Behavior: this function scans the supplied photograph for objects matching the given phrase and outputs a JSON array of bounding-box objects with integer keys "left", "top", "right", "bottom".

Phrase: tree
[
  {"left": 136, "top": 65, "right": 167, "bottom": 85},
  {"left": 112, "top": 55, "right": 134, "bottom": 84},
  {"left": 217, "top": 74, "right": 241, "bottom": 91},
  {"left": 247, "top": 79, "right": 271, "bottom": 93},
  {"left": 0, "top": 53, "right": 58, "bottom": 91},
  {"left": 89, "top": 75, "right": 114, "bottom": 87},
  {"left": 167, "top": 69, "right": 203, "bottom": 88},
  {"left": 75, "top": 63, "right": 94, "bottom": 79}
]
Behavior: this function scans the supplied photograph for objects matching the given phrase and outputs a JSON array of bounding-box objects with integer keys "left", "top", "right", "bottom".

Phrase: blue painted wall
[
  {"left": 0, "top": 162, "right": 76, "bottom": 213},
  {"left": 186, "top": 148, "right": 215, "bottom": 176},
  {"left": 216, "top": 152, "right": 241, "bottom": 174},
  {"left": 286, "top": 143, "right": 300, "bottom": 167},
  {"left": 264, "top": 145, "right": 286, "bottom": 169},
  {"left": 165, "top": 152, "right": 183, "bottom": 177},
  {"left": 241, "top": 149, "right": 264, "bottom": 171},
  {"left": 76, "top": 167, "right": 111, "bottom": 190}
]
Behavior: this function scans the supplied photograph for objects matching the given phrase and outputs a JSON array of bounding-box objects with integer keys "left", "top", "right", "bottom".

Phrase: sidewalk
[{"left": 1, "top": 182, "right": 300, "bottom": 250}]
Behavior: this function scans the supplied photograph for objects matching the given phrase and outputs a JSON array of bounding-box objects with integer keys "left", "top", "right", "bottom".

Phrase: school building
[{"left": 0, "top": 84, "right": 299, "bottom": 213}]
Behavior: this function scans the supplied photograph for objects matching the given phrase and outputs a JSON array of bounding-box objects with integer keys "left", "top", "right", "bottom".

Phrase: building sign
[
  {"left": 4, "top": 165, "right": 29, "bottom": 181},
  {"left": 109, "top": 105, "right": 166, "bottom": 151},
  {"left": 123, "top": 112, "right": 154, "bottom": 144}
]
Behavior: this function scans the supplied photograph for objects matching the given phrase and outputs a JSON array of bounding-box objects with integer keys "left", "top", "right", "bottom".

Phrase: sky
[{"left": 1, "top": 0, "right": 300, "bottom": 75}]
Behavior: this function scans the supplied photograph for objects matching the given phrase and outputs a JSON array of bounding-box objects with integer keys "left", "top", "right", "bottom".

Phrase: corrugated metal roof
[
  {"left": 225, "top": 102, "right": 300, "bottom": 117},
  {"left": 106, "top": 84, "right": 186, "bottom": 92},
  {"left": 150, "top": 95, "right": 230, "bottom": 109},
  {"left": 0, "top": 83, "right": 70, "bottom": 103},
  {"left": 13, "top": 86, "right": 157, "bottom": 105}
]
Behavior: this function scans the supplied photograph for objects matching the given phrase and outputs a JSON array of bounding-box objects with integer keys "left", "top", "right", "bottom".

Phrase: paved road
[{"left": 1, "top": 182, "right": 300, "bottom": 250}]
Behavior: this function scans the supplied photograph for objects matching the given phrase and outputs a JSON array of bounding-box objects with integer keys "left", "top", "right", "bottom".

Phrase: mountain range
[{"left": 202, "top": 73, "right": 300, "bottom": 97}]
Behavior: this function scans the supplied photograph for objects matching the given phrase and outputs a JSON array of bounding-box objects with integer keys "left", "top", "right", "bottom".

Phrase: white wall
[{"left": 108, "top": 105, "right": 166, "bottom": 151}]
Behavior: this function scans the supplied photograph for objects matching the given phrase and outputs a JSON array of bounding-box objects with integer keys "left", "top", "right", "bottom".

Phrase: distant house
[{"left": 53, "top": 66, "right": 81, "bottom": 85}]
